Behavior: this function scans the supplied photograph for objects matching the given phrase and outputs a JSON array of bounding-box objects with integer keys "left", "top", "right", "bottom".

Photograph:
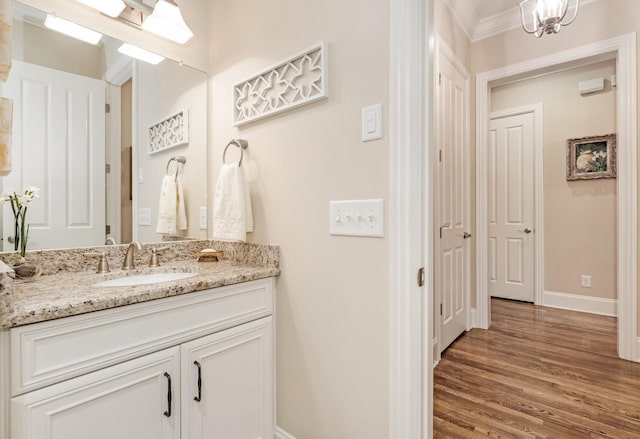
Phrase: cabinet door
[
  {"left": 181, "top": 316, "right": 274, "bottom": 439},
  {"left": 11, "top": 347, "right": 180, "bottom": 439}
]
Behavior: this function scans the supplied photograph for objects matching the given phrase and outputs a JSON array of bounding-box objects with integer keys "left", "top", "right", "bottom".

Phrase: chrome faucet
[
  {"left": 122, "top": 241, "right": 142, "bottom": 270},
  {"left": 105, "top": 237, "right": 116, "bottom": 245}
]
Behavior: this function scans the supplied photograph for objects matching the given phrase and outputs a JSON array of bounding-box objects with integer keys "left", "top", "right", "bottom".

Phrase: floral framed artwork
[{"left": 566, "top": 133, "right": 617, "bottom": 181}]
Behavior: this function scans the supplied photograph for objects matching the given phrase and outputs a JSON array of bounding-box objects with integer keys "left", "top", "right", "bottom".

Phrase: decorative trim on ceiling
[
  {"left": 147, "top": 109, "right": 189, "bottom": 154},
  {"left": 446, "top": 0, "right": 600, "bottom": 43},
  {"left": 232, "top": 41, "right": 328, "bottom": 127}
]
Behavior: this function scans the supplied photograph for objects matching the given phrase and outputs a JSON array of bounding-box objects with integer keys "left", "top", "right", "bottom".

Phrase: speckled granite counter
[{"left": 0, "top": 240, "right": 280, "bottom": 328}]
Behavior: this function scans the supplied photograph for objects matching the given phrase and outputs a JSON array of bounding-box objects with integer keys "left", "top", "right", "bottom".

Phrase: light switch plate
[
  {"left": 138, "top": 208, "right": 151, "bottom": 226},
  {"left": 362, "top": 104, "right": 382, "bottom": 142},
  {"left": 200, "top": 206, "right": 207, "bottom": 230},
  {"left": 330, "top": 199, "right": 384, "bottom": 237}
]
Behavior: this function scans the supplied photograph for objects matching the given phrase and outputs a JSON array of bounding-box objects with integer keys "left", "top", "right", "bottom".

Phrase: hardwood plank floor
[{"left": 434, "top": 299, "right": 640, "bottom": 438}]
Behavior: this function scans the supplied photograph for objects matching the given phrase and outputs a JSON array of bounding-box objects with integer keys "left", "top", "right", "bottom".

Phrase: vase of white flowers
[
  {"left": 1, "top": 186, "right": 39, "bottom": 257},
  {"left": 1, "top": 186, "right": 41, "bottom": 280}
]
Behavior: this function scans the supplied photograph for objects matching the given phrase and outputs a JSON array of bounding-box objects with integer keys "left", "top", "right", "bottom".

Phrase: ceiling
[{"left": 446, "top": 0, "right": 597, "bottom": 42}]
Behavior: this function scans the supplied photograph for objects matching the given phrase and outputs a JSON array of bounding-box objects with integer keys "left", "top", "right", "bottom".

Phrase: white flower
[{"left": 25, "top": 186, "right": 40, "bottom": 197}]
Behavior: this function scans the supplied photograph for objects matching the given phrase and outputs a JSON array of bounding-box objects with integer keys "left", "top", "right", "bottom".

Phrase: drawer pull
[
  {"left": 163, "top": 372, "right": 172, "bottom": 417},
  {"left": 194, "top": 361, "right": 202, "bottom": 402}
]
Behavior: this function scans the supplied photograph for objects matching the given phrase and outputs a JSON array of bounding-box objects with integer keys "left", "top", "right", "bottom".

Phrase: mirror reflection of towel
[
  {"left": 212, "top": 161, "right": 253, "bottom": 242},
  {"left": 156, "top": 175, "right": 187, "bottom": 234}
]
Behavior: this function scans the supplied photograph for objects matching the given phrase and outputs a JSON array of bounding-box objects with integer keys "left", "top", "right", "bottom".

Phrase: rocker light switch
[
  {"left": 362, "top": 104, "right": 382, "bottom": 142},
  {"left": 138, "top": 208, "right": 151, "bottom": 226}
]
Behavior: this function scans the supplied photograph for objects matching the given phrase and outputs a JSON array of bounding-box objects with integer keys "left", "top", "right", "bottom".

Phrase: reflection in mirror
[{"left": 0, "top": 2, "right": 207, "bottom": 251}]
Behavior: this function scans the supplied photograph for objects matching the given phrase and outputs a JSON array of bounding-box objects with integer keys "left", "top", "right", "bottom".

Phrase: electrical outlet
[{"left": 581, "top": 275, "right": 592, "bottom": 288}]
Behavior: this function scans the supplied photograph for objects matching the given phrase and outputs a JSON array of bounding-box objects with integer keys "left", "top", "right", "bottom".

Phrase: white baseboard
[
  {"left": 542, "top": 290, "right": 617, "bottom": 317},
  {"left": 433, "top": 338, "right": 440, "bottom": 367},
  {"left": 275, "top": 426, "right": 296, "bottom": 439}
]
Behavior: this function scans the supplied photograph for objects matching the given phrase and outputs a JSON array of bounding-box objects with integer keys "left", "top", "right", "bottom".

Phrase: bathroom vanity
[{"left": 0, "top": 241, "right": 280, "bottom": 439}]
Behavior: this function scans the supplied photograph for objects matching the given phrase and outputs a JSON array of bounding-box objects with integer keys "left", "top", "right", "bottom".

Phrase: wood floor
[{"left": 434, "top": 299, "right": 640, "bottom": 438}]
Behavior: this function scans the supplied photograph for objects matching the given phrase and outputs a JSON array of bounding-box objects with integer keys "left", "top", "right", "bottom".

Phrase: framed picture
[{"left": 566, "top": 133, "right": 616, "bottom": 181}]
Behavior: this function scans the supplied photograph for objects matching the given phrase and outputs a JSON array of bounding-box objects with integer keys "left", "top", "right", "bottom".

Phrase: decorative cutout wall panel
[
  {"left": 148, "top": 109, "right": 189, "bottom": 154},
  {"left": 232, "top": 42, "right": 328, "bottom": 126}
]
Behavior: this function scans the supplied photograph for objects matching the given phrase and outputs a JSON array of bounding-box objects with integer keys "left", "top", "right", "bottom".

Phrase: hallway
[{"left": 434, "top": 299, "right": 640, "bottom": 438}]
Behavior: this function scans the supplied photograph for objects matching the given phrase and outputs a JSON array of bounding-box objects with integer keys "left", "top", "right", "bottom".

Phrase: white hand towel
[
  {"left": 156, "top": 175, "right": 188, "bottom": 234},
  {"left": 213, "top": 161, "right": 253, "bottom": 242}
]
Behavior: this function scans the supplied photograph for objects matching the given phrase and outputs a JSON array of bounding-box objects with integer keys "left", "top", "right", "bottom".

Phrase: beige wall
[
  {"left": 19, "top": 0, "right": 209, "bottom": 71},
  {"left": 469, "top": 0, "right": 640, "bottom": 329},
  {"left": 135, "top": 61, "right": 208, "bottom": 243},
  {"left": 491, "top": 60, "right": 617, "bottom": 299},
  {"left": 209, "top": 0, "right": 390, "bottom": 437},
  {"left": 13, "top": 20, "right": 103, "bottom": 79}
]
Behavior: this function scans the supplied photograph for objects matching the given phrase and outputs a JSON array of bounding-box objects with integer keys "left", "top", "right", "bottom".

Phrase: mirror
[{"left": 0, "top": 2, "right": 208, "bottom": 251}]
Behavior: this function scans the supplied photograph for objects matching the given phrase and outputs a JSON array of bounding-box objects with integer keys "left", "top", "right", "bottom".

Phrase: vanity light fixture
[
  {"left": 118, "top": 43, "right": 165, "bottom": 65},
  {"left": 77, "top": 0, "right": 126, "bottom": 18},
  {"left": 44, "top": 14, "right": 103, "bottom": 45},
  {"left": 519, "top": 0, "right": 580, "bottom": 38},
  {"left": 141, "top": 0, "right": 194, "bottom": 44}
]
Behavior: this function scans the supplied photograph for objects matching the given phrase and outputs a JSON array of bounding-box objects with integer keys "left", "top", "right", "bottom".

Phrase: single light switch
[
  {"left": 362, "top": 104, "right": 382, "bottom": 142},
  {"left": 200, "top": 206, "right": 207, "bottom": 230},
  {"left": 138, "top": 208, "right": 151, "bottom": 226}
]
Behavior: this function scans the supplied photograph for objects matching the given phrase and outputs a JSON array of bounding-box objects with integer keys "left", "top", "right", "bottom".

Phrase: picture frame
[{"left": 566, "top": 133, "right": 617, "bottom": 181}]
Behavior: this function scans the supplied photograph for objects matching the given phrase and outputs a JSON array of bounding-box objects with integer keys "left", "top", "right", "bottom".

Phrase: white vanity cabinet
[
  {"left": 181, "top": 317, "right": 273, "bottom": 439},
  {"left": 7, "top": 278, "right": 275, "bottom": 439},
  {"left": 12, "top": 347, "right": 182, "bottom": 439}
]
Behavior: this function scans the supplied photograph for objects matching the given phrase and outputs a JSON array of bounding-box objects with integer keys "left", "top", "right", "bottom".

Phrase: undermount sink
[{"left": 93, "top": 272, "right": 198, "bottom": 287}]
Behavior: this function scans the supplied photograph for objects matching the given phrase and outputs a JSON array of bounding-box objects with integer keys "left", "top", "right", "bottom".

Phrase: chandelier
[{"left": 518, "top": 0, "right": 580, "bottom": 38}]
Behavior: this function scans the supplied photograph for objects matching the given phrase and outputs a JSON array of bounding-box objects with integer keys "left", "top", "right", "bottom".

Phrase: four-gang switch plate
[{"left": 329, "top": 199, "right": 384, "bottom": 237}]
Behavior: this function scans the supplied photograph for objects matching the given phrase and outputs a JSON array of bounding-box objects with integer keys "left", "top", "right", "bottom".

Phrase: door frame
[
  {"left": 389, "top": 0, "right": 432, "bottom": 437},
  {"left": 487, "top": 103, "right": 544, "bottom": 307},
  {"left": 434, "top": 35, "right": 471, "bottom": 362},
  {"left": 475, "top": 33, "right": 637, "bottom": 362}
]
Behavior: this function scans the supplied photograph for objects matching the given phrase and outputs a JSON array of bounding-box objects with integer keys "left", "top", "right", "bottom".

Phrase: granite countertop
[{"left": 0, "top": 240, "right": 280, "bottom": 329}]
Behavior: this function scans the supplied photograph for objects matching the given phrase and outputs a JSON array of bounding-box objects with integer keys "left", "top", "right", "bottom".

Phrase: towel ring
[
  {"left": 166, "top": 156, "right": 187, "bottom": 175},
  {"left": 222, "top": 139, "right": 248, "bottom": 166}
]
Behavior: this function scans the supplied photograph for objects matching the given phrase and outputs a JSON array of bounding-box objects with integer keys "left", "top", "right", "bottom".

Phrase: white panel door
[
  {"left": 11, "top": 347, "right": 180, "bottom": 439},
  {"left": 436, "top": 47, "right": 469, "bottom": 352},
  {"left": 488, "top": 112, "right": 535, "bottom": 302},
  {"left": 181, "top": 316, "right": 274, "bottom": 439},
  {"left": 2, "top": 60, "right": 105, "bottom": 250}
]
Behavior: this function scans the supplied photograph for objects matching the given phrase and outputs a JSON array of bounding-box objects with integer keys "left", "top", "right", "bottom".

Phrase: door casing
[{"left": 475, "top": 34, "right": 637, "bottom": 363}]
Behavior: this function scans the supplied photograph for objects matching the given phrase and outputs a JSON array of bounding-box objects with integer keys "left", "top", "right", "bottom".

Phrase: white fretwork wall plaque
[
  {"left": 148, "top": 109, "right": 189, "bottom": 154},
  {"left": 232, "top": 42, "right": 328, "bottom": 126}
]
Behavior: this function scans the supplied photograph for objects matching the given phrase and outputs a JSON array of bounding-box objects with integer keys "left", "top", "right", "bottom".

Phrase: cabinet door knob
[
  {"left": 194, "top": 361, "right": 202, "bottom": 402},
  {"left": 163, "top": 372, "right": 173, "bottom": 417},
  {"left": 524, "top": 228, "right": 532, "bottom": 234}
]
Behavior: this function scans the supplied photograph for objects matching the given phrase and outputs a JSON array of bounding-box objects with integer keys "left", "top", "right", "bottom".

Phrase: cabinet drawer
[{"left": 11, "top": 278, "right": 274, "bottom": 396}]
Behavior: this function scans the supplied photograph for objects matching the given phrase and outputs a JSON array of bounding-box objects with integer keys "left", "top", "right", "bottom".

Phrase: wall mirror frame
[{"left": 0, "top": 1, "right": 208, "bottom": 252}]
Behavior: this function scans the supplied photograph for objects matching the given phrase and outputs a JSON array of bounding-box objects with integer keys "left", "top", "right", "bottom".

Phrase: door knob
[
  {"left": 524, "top": 228, "right": 532, "bottom": 234},
  {"left": 463, "top": 232, "right": 472, "bottom": 239}
]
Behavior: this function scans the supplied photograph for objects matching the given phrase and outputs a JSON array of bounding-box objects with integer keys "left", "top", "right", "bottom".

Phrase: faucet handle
[
  {"left": 84, "top": 252, "right": 111, "bottom": 274},
  {"left": 149, "top": 246, "right": 170, "bottom": 268}
]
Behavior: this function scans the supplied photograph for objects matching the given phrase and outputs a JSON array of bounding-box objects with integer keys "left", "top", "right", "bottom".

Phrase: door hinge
[
  {"left": 105, "top": 103, "right": 111, "bottom": 113},
  {"left": 417, "top": 267, "right": 425, "bottom": 287},
  {"left": 439, "top": 149, "right": 442, "bottom": 162},
  {"left": 105, "top": 163, "right": 111, "bottom": 174},
  {"left": 438, "top": 73, "right": 442, "bottom": 85},
  {"left": 440, "top": 303, "right": 443, "bottom": 316},
  {"left": 105, "top": 224, "right": 111, "bottom": 234}
]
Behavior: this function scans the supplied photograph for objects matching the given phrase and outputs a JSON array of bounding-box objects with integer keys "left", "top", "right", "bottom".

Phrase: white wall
[{"left": 209, "top": 0, "right": 390, "bottom": 437}]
